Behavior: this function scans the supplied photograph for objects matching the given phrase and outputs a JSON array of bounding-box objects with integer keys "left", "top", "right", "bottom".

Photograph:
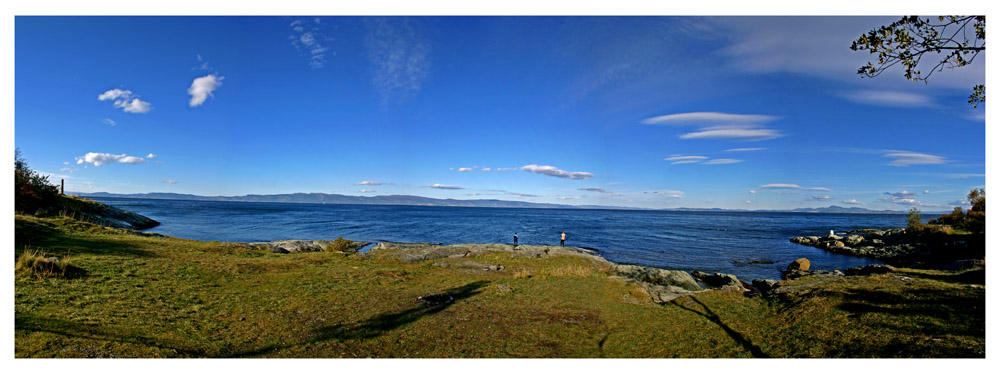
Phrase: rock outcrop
[
  {"left": 365, "top": 242, "right": 612, "bottom": 265},
  {"left": 250, "top": 239, "right": 370, "bottom": 254},
  {"left": 613, "top": 264, "right": 705, "bottom": 303},
  {"left": 789, "top": 228, "right": 984, "bottom": 267}
]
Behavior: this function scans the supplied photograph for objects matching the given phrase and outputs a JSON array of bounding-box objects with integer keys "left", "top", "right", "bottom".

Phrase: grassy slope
[{"left": 14, "top": 215, "right": 985, "bottom": 358}]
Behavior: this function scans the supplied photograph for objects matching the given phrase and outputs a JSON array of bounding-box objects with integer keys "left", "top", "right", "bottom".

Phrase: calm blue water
[{"left": 91, "top": 197, "right": 905, "bottom": 281}]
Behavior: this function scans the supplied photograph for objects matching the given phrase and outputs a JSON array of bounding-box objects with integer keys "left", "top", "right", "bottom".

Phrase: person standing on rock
[
  {"left": 514, "top": 232, "right": 518, "bottom": 246},
  {"left": 560, "top": 232, "right": 566, "bottom": 246}
]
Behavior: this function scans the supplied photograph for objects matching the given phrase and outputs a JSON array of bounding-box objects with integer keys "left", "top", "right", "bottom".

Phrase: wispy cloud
[
  {"left": 744, "top": 200, "right": 752, "bottom": 204},
  {"left": 424, "top": 183, "right": 463, "bottom": 190},
  {"left": 842, "top": 199, "right": 864, "bottom": 205},
  {"left": 883, "top": 150, "right": 947, "bottom": 167},
  {"left": 357, "top": 189, "right": 375, "bottom": 193},
  {"left": 760, "top": 183, "right": 832, "bottom": 191},
  {"left": 163, "top": 180, "right": 177, "bottom": 184},
  {"left": 98, "top": 88, "right": 152, "bottom": 114},
  {"left": 809, "top": 195, "right": 832, "bottom": 201},
  {"left": 880, "top": 190, "right": 944, "bottom": 207},
  {"left": 578, "top": 187, "right": 607, "bottom": 193},
  {"left": 193, "top": 54, "right": 213, "bottom": 71},
  {"left": 643, "top": 112, "right": 779, "bottom": 126},
  {"left": 725, "top": 147, "right": 766, "bottom": 152},
  {"left": 664, "top": 155, "right": 708, "bottom": 164},
  {"left": 289, "top": 18, "right": 331, "bottom": 69},
  {"left": 838, "top": 90, "right": 935, "bottom": 108},
  {"left": 643, "top": 112, "right": 784, "bottom": 141},
  {"left": 365, "top": 17, "right": 430, "bottom": 104},
  {"left": 75, "top": 152, "right": 150, "bottom": 167},
  {"left": 520, "top": 164, "right": 594, "bottom": 180},
  {"left": 355, "top": 180, "right": 390, "bottom": 186},
  {"left": 457, "top": 167, "right": 475, "bottom": 172},
  {"left": 558, "top": 196, "right": 581, "bottom": 200},
  {"left": 485, "top": 189, "right": 538, "bottom": 198},
  {"left": 702, "top": 158, "right": 744, "bottom": 165},
  {"left": 188, "top": 74, "right": 223, "bottom": 107},
  {"left": 102, "top": 118, "right": 116, "bottom": 126},
  {"left": 748, "top": 190, "right": 757, "bottom": 194}
]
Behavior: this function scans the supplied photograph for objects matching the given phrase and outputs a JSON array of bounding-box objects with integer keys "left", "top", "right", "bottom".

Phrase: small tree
[
  {"left": 906, "top": 207, "right": 922, "bottom": 229},
  {"left": 15, "top": 149, "right": 60, "bottom": 214}
]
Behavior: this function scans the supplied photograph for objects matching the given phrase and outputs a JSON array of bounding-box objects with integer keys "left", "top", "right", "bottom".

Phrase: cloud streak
[
  {"left": 643, "top": 111, "right": 784, "bottom": 141},
  {"left": 760, "top": 183, "right": 832, "bottom": 191},
  {"left": 355, "top": 180, "right": 390, "bottom": 186},
  {"left": 520, "top": 164, "right": 594, "bottom": 180},
  {"left": 839, "top": 90, "right": 935, "bottom": 108},
  {"left": 883, "top": 150, "right": 947, "bottom": 167},
  {"left": 424, "top": 184, "right": 463, "bottom": 190}
]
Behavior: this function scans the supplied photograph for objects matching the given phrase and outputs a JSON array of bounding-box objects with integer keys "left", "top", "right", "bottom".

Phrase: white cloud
[
  {"left": 289, "top": 18, "right": 330, "bottom": 69},
  {"left": 839, "top": 90, "right": 935, "bottom": 108},
  {"left": 579, "top": 187, "right": 608, "bottom": 193},
  {"left": 365, "top": 17, "right": 430, "bottom": 104},
  {"left": 679, "top": 127, "right": 784, "bottom": 141},
  {"left": 642, "top": 112, "right": 778, "bottom": 126},
  {"left": 883, "top": 150, "right": 947, "bottom": 167},
  {"left": 146, "top": 153, "right": 156, "bottom": 159},
  {"left": 358, "top": 189, "right": 375, "bottom": 193},
  {"left": 355, "top": 180, "right": 389, "bottom": 185},
  {"left": 748, "top": 190, "right": 757, "bottom": 194},
  {"left": 102, "top": 118, "right": 116, "bottom": 126},
  {"left": 880, "top": 190, "right": 944, "bottom": 207},
  {"left": 163, "top": 180, "right": 177, "bottom": 184},
  {"left": 520, "top": 164, "right": 594, "bottom": 180},
  {"left": 558, "top": 196, "right": 581, "bottom": 200},
  {"left": 842, "top": 199, "right": 864, "bottom": 205},
  {"left": 188, "top": 74, "right": 223, "bottom": 107},
  {"left": 744, "top": 200, "right": 752, "bottom": 204},
  {"left": 425, "top": 184, "right": 463, "bottom": 190},
  {"left": 495, "top": 167, "right": 517, "bottom": 171},
  {"left": 702, "top": 158, "right": 744, "bottom": 165},
  {"left": 481, "top": 167, "right": 491, "bottom": 171},
  {"left": 923, "top": 190, "right": 931, "bottom": 194},
  {"left": 664, "top": 155, "right": 708, "bottom": 164},
  {"left": 98, "top": 88, "right": 152, "bottom": 114},
  {"left": 725, "top": 147, "right": 766, "bottom": 152},
  {"left": 457, "top": 167, "right": 475, "bottom": 172},
  {"left": 809, "top": 195, "right": 833, "bottom": 201},
  {"left": 74, "top": 152, "right": 149, "bottom": 167},
  {"left": 761, "top": 183, "right": 832, "bottom": 191}
]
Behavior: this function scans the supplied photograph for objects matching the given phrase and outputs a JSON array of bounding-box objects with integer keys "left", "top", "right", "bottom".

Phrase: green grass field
[{"left": 14, "top": 215, "right": 985, "bottom": 358}]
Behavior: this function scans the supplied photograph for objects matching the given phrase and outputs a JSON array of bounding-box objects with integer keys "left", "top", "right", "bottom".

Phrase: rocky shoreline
[
  {"left": 245, "top": 239, "right": 970, "bottom": 303},
  {"left": 789, "top": 228, "right": 984, "bottom": 268}
]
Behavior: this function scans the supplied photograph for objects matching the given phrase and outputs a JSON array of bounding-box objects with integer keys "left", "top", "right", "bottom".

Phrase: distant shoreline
[{"left": 78, "top": 192, "right": 919, "bottom": 214}]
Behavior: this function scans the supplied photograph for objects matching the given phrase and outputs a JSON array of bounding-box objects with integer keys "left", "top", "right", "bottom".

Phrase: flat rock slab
[{"left": 367, "top": 242, "right": 613, "bottom": 265}]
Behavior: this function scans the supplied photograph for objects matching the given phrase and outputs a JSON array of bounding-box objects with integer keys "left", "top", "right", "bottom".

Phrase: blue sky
[{"left": 14, "top": 16, "right": 986, "bottom": 210}]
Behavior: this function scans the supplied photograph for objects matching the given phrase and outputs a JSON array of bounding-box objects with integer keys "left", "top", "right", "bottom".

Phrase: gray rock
[
  {"left": 614, "top": 264, "right": 703, "bottom": 291},
  {"left": 845, "top": 235, "right": 864, "bottom": 246},
  {"left": 782, "top": 269, "right": 844, "bottom": 281},
  {"left": 752, "top": 279, "right": 779, "bottom": 294},
  {"left": 692, "top": 271, "right": 745, "bottom": 290}
]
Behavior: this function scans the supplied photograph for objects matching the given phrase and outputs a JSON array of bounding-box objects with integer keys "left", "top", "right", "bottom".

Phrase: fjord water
[{"left": 92, "top": 197, "right": 904, "bottom": 281}]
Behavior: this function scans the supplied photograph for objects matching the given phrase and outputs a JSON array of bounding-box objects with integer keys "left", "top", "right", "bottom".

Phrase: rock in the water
[
  {"left": 845, "top": 235, "right": 864, "bottom": 246},
  {"left": 844, "top": 264, "right": 896, "bottom": 276},
  {"left": 787, "top": 258, "right": 811, "bottom": 272}
]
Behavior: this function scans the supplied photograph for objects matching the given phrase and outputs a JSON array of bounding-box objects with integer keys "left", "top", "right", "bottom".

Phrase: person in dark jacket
[{"left": 514, "top": 232, "right": 518, "bottom": 246}]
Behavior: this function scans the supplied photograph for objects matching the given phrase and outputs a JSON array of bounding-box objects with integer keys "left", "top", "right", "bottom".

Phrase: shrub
[
  {"left": 906, "top": 207, "right": 922, "bottom": 229},
  {"left": 15, "top": 149, "right": 60, "bottom": 214},
  {"left": 15, "top": 249, "right": 81, "bottom": 279},
  {"left": 326, "top": 237, "right": 354, "bottom": 253}
]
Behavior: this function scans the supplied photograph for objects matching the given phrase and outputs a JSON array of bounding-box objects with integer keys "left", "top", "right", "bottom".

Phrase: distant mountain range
[{"left": 73, "top": 191, "right": 924, "bottom": 214}]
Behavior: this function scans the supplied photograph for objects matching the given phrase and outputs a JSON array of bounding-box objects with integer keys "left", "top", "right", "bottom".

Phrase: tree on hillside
[
  {"left": 928, "top": 188, "right": 985, "bottom": 233},
  {"left": 851, "top": 16, "right": 985, "bottom": 107},
  {"left": 15, "top": 149, "right": 59, "bottom": 213}
]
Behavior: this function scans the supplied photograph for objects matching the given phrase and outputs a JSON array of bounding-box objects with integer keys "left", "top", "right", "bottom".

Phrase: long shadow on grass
[
  {"left": 836, "top": 288, "right": 985, "bottom": 338},
  {"left": 670, "top": 296, "right": 770, "bottom": 358},
  {"left": 226, "top": 281, "right": 489, "bottom": 357},
  {"left": 15, "top": 312, "right": 203, "bottom": 357},
  {"left": 15, "top": 218, "right": 155, "bottom": 258}
]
